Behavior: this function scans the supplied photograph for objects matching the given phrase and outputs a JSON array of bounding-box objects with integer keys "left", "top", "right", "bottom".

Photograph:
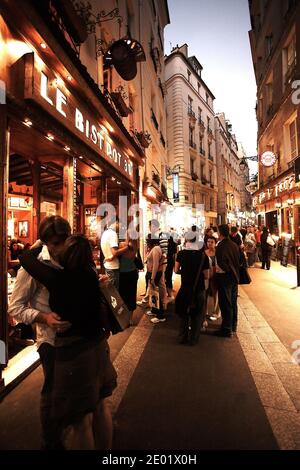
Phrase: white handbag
[{"left": 267, "top": 235, "right": 275, "bottom": 247}]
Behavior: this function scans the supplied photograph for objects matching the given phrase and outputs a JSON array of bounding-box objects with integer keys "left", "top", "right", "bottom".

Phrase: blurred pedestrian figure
[
  {"left": 145, "top": 237, "right": 167, "bottom": 323},
  {"left": 245, "top": 226, "right": 256, "bottom": 267},
  {"left": 8, "top": 216, "right": 72, "bottom": 449},
  {"left": 215, "top": 224, "right": 241, "bottom": 337},
  {"left": 175, "top": 234, "right": 209, "bottom": 345},
  {"left": 261, "top": 227, "right": 274, "bottom": 270},
  {"left": 19, "top": 234, "right": 117, "bottom": 450},
  {"left": 100, "top": 218, "right": 129, "bottom": 289}
]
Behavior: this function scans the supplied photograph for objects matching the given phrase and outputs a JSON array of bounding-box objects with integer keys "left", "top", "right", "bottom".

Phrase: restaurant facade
[{"left": 0, "top": 0, "right": 144, "bottom": 392}]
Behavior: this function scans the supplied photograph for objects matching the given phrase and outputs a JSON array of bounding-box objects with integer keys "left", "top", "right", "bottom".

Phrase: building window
[
  {"left": 198, "top": 107, "right": 202, "bottom": 121},
  {"left": 151, "top": 0, "right": 156, "bottom": 17},
  {"left": 266, "top": 77, "right": 273, "bottom": 114},
  {"left": 189, "top": 126, "right": 194, "bottom": 146},
  {"left": 197, "top": 82, "right": 201, "bottom": 94},
  {"left": 207, "top": 116, "right": 210, "bottom": 131},
  {"left": 265, "top": 35, "right": 273, "bottom": 58},
  {"left": 206, "top": 92, "right": 209, "bottom": 105},
  {"left": 200, "top": 163, "right": 204, "bottom": 179},
  {"left": 283, "top": 35, "right": 296, "bottom": 87},
  {"left": 190, "top": 157, "right": 195, "bottom": 174},
  {"left": 188, "top": 96, "right": 193, "bottom": 112},
  {"left": 187, "top": 70, "right": 191, "bottom": 83},
  {"left": 289, "top": 119, "right": 298, "bottom": 159},
  {"left": 209, "top": 169, "right": 213, "bottom": 184}
]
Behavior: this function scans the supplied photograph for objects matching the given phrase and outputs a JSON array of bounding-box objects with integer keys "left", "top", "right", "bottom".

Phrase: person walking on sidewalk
[
  {"left": 215, "top": 224, "right": 241, "bottom": 338},
  {"left": 100, "top": 218, "right": 129, "bottom": 289},
  {"left": 8, "top": 216, "right": 72, "bottom": 449},
  {"left": 261, "top": 226, "right": 274, "bottom": 270},
  {"left": 19, "top": 234, "right": 117, "bottom": 450},
  {"left": 137, "top": 219, "right": 168, "bottom": 309},
  {"left": 175, "top": 240, "right": 209, "bottom": 345},
  {"left": 145, "top": 237, "right": 167, "bottom": 324}
]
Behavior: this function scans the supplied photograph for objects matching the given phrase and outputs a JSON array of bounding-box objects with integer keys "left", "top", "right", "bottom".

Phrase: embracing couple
[{"left": 8, "top": 216, "right": 117, "bottom": 450}]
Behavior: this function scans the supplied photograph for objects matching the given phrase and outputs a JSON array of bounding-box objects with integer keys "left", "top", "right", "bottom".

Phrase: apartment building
[
  {"left": 249, "top": 0, "right": 300, "bottom": 253},
  {"left": 165, "top": 44, "right": 218, "bottom": 228}
]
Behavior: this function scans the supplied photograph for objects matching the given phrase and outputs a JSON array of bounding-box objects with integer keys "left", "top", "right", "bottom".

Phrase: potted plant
[
  {"left": 134, "top": 129, "right": 152, "bottom": 148},
  {"left": 110, "top": 85, "right": 132, "bottom": 117}
]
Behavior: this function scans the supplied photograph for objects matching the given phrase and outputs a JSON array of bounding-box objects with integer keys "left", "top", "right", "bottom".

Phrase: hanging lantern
[{"left": 104, "top": 37, "right": 146, "bottom": 81}]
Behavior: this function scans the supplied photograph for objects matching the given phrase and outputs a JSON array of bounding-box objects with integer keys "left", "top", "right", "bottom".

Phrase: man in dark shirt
[
  {"left": 175, "top": 247, "right": 209, "bottom": 345},
  {"left": 215, "top": 224, "right": 241, "bottom": 337}
]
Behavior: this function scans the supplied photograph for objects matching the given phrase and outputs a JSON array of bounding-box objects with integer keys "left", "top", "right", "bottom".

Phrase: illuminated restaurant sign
[
  {"left": 255, "top": 175, "right": 295, "bottom": 204},
  {"left": 21, "top": 53, "right": 133, "bottom": 180}
]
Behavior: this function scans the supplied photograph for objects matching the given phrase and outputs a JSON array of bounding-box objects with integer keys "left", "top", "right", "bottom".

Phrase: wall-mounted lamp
[
  {"left": 275, "top": 202, "right": 282, "bottom": 209},
  {"left": 287, "top": 198, "right": 294, "bottom": 206},
  {"left": 166, "top": 165, "right": 181, "bottom": 177}
]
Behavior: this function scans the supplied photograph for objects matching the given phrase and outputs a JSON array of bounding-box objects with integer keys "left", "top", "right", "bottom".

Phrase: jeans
[
  {"left": 38, "top": 342, "right": 62, "bottom": 449},
  {"left": 216, "top": 273, "right": 238, "bottom": 333},
  {"left": 146, "top": 271, "right": 165, "bottom": 318},
  {"left": 105, "top": 269, "right": 120, "bottom": 289},
  {"left": 178, "top": 290, "right": 206, "bottom": 343}
]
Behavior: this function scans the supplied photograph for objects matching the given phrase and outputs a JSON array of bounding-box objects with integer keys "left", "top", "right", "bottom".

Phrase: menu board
[{"left": 281, "top": 237, "right": 290, "bottom": 267}]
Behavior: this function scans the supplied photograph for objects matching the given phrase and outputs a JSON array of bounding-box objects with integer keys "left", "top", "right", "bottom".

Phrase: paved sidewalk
[
  {"left": 1, "top": 268, "right": 298, "bottom": 450},
  {"left": 237, "top": 289, "right": 300, "bottom": 449}
]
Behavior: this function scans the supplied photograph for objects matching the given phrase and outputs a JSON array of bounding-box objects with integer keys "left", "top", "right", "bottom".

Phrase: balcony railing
[
  {"left": 189, "top": 141, "right": 196, "bottom": 149},
  {"left": 208, "top": 154, "right": 214, "bottom": 161},
  {"left": 151, "top": 108, "right": 159, "bottom": 129},
  {"left": 201, "top": 176, "right": 208, "bottom": 185},
  {"left": 160, "top": 132, "right": 166, "bottom": 148},
  {"left": 199, "top": 147, "right": 205, "bottom": 156},
  {"left": 188, "top": 107, "right": 196, "bottom": 119}
]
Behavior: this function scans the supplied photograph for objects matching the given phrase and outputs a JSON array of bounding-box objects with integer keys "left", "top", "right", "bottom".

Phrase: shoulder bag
[{"left": 187, "top": 253, "right": 207, "bottom": 312}]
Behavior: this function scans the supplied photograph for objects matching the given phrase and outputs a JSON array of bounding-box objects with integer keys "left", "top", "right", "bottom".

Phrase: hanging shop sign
[
  {"left": 12, "top": 53, "right": 134, "bottom": 181},
  {"left": 260, "top": 151, "right": 277, "bottom": 167}
]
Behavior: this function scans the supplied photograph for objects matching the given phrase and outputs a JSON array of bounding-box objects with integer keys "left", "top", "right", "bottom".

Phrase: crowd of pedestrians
[{"left": 7, "top": 214, "right": 276, "bottom": 450}]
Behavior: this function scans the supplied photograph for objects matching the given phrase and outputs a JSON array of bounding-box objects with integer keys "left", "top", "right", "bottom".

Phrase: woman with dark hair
[
  {"left": 260, "top": 226, "right": 273, "bottom": 270},
  {"left": 19, "top": 234, "right": 117, "bottom": 450}
]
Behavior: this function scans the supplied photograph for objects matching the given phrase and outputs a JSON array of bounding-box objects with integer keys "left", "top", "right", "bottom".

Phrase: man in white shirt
[
  {"left": 8, "top": 216, "right": 71, "bottom": 449},
  {"left": 100, "top": 218, "right": 129, "bottom": 289}
]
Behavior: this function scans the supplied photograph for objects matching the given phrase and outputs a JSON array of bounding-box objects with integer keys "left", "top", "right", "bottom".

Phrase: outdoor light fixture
[
  {"left": 23, "top": 118, "right": 32, "bottom": 127},
  {"left": 40, "top": 42, "right": 47, "bottom": 49},
  {"left": 79, "top": 155, "right": 83, "bottom": 159},
  {"left": 275, "top": 202, "right": 282, "bottom": 209},
  {"left": 287, "top": 198, "right": 294, "bottom": 205},
  {"left": 166, "top": 165, "right": 181, "bottom": 176},
  {"left": 64, "top": 146, "right": 70, "bottom": 152},
  {"left": 46, "top": 133, "right": 54, "bottom": 141},
  {"left": 239, "top": 155, "right": 259, "bottom": 172},
  {"left": 104, "top": 36, "right": 146, "bottom": 81}
]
